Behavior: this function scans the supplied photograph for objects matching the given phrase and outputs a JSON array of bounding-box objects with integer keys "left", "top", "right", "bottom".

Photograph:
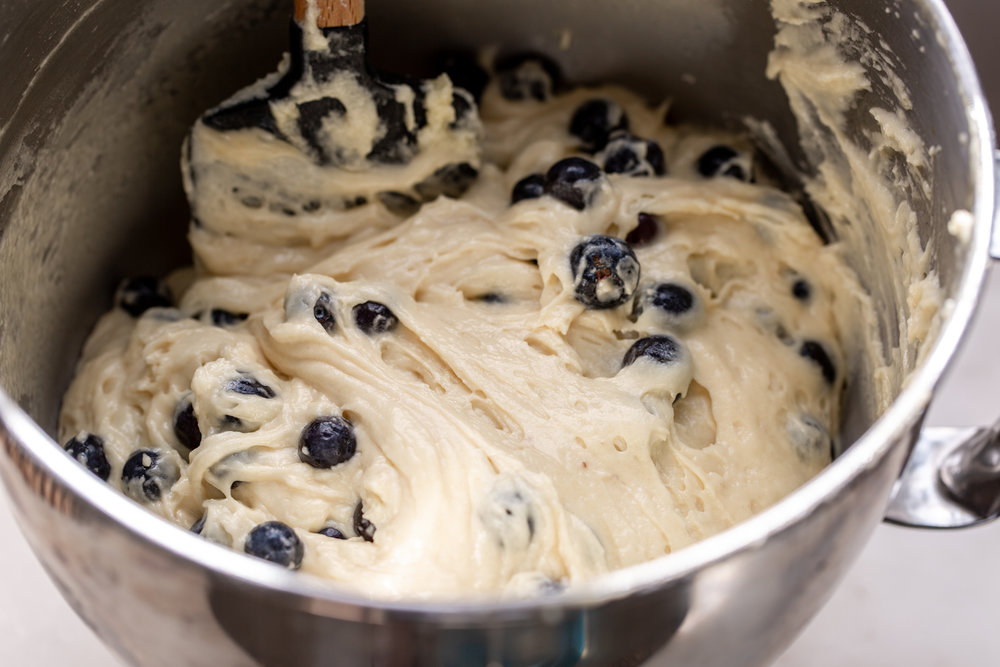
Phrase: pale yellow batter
[{"left": 59, "top": 51, "right": 867, "bottom": 598}]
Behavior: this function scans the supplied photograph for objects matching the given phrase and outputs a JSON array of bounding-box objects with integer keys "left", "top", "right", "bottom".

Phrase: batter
[{"left": 58, "top": 49, "right": 867, "bottom": 598}]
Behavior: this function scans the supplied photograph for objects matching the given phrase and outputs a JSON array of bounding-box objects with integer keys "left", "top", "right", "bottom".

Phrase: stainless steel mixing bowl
[{"left": 1, "top": 1, "right": 997, "bottom": 665}]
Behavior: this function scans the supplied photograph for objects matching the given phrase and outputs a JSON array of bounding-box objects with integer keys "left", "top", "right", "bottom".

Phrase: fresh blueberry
[
  {"left": 792, "top": 278, "right": 812, "bottom": 302},
  {"left": 63, "top": 433, "right": 111, "bottom": 481},
  {"left": 494, "top": 52, "right": 563, "bottom": 102},
  {"left": 353, "top": 301, "right": 398, "bottom": 335},
  {"left": 600, "top": 132, "right": 666, "bottom": 177},
  {"left": 569, "top": 99, "right": 630, "bottom": 152},
  {"left": 122, "top": 449, "right": 179, "bottom": 503},
  {"left": 116, "top": 277, "right": 172, "bottom": 317},
  {"left": 799, "top": 340, "right": 836, "bottom": 384},
  {"left": 210, "top": 309, "right": 248, "bottom": 326},
  {"left": 299, "top": 416, "right": 357, "bottom": 468},
  {"left": 317, "top": 526, "right": 346, "bottom": 539},
  {"left": 226, "top": 376, "right": 276, "bottom": 399},
  {"left": 696, "top": 145, "right": 752, "bottom": 181},
  {"left": 634, "top": 283, "right": 695, "bottom": 318},
  {"left": 511, "top": 173, "right": 546, "bottom": 204},
  {"left": 353, "top": 502, "right": 376, "bottom": 542},
  {"left": 190, "top": 515, "right": 207, "bottom": 534},
  {"left": 544, "top": 157, "right": 605, "bottom": 210},
  {"left": 244, "top": 521, "right": 303, "bottom": 570},
  {"left": 569, "top": 235, "right": 640, "bottom": 309},
  {"left": 173, "top": 398, "right": 202, "bottom": 450},
  {"left": 626, "top": 212, "right": 661, "bottom": 247},
  {"left": 313, "top": 292, "right": 336, "bottom": 334},
  {"left": 623, "top": 335, "right": 683, "bottom": 367}
]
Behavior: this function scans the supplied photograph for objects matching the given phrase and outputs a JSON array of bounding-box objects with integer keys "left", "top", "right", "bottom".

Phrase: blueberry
[
  {"left": 435, "top": 50, "right": 490, "bottom": 101},
  {"left": 244, "top": 521, "right": 303, "bottom": 570},
  {"left": 122, "top": 449, "right": 179, "bottom": 503},
  {"left": 799, "top": 340, "right": 836, "bottom": 384},
  {"left": 317, "top": 526, "right": 346, "bottom": 539},
  {"left": 191, "top": 515, "right": 207, "bottom": 534},
  {"left": 600, "top": 132, "right": 666, "bottom": 177},
  {"left": 626, "top": 212, "right": 661, "bottom": 246},
  {"left": 173, "top": 398, "right": 202, "bottom": 450},
  {"left": 226, "top": 376, "right": 276, "bottom": 399},
  {"left": 792, "top": 278, "right": 812, "bottom": 302},
  {"left": 299, "top": 416, "right": 357, "bottom": 468},
  {"left": 569, "top": 99, "right": 629, "bottom": 152},
  {"left": 623, "top": 335, "right": 683, "bottom": 367},
  {"left": 116, "top": 277, "right": 172, "bottom": 317},
  {"left": 313, "top": 292, "right": 336, "bottom": 334},
  {"left": 377, "top": 191, "right": 421, "bottom": 217},
  {"left": 449, "top": 90, "right": 478, "bottom": 131},
  {"left": 494, "top": 52, "right": 563, "bottom": 102},
  {"left": 787, "top": 413, "right": 834, "bottom": 461},
  {"left": 539, "top": 577, "right": 566, "bottom": 595},
  {"left": 210, "top": 309, "right": 248, "bottom": 326},
  {"left": 569, "top": 235, "right": 640, "bottom": 309},
  {"left": 220, "top": 415, "right": 246, "bottom": 431},
  {"left": 352, "top": 301, "right": 398, "bottom": 335},
  {"left": 414, "top": 162, "right": 479, "bottom": 201},
  {"left": 63, "top": 433, "right": 111, "bottom": 481},
  {"left": 634, "top": 283, "right": 695, "bottom": 318},
  {"left": 544, "top": 157, "right": 605, "bottom": 210},
  {"left": 697, "top": 145, "right": 752, "bottom": 181},
  {"left": 353, "top": 502, "right": 376, "bottom": 542},
  {"left": 511, "top": 173, "right": 545, "bottom": 204},
  {"left": 479, "top": 478, "right": 536, "bottom": 551}
]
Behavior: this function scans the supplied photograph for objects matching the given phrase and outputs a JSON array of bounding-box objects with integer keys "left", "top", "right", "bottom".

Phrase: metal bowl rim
[{"left": 0, "top": 0, "right": 994, "bottom": 620}]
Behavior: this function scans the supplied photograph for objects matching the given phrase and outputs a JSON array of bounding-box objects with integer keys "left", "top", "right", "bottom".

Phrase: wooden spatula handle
[{"left": 294, "top": 0, "right": 365, "bottom": 28}]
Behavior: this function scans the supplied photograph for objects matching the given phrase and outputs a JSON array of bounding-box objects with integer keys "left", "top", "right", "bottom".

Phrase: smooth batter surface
[{"left": 59, "top": 50, "right": 867, "bottom": 599}]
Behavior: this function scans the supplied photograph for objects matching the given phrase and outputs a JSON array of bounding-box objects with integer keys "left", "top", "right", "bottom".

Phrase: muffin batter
[{"left": 59, "top": 49, "right": 866, "bottom": 598}]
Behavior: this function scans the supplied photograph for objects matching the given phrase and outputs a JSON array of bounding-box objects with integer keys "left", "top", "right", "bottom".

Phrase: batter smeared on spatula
[{"left": 184, "top": 0, "right": 481, "bottom": 233}]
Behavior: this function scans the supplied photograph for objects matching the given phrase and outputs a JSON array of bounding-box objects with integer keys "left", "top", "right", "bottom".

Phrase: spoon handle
[{"left": 293, "top": 0, "right": 365, "bottom": 28}]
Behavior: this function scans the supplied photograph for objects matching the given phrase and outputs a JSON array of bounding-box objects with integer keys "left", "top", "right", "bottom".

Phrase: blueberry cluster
[
  {"left": 510, "top": 157, "right": 606, "bottom": 210},
  {"left": 508, "top": 131, "right": 667, "bottom": 211},
  {"left": 623, "top": 282, "right": 700, "bottom": 372},
  {"left": 570, "top": 99, "right": 667, "bottom": 178}
]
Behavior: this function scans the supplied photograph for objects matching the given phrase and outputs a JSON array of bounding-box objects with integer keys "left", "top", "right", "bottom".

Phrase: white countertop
[{"left": 4, "top": 2, "right": 1000, "bottom": 664}]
